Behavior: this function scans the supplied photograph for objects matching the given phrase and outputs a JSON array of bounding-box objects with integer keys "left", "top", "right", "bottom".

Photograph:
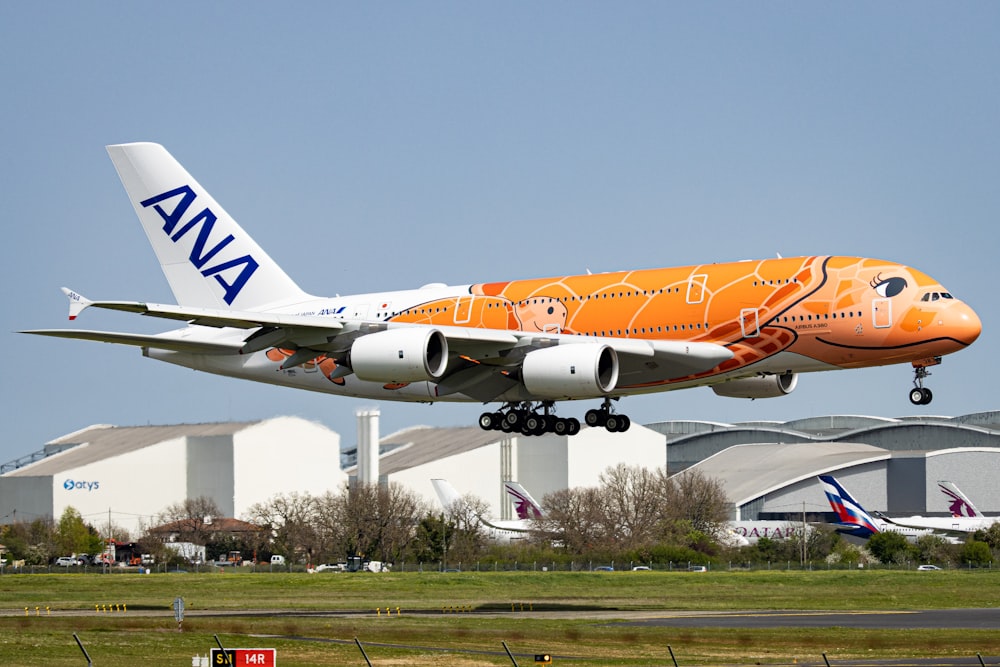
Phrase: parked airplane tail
[
  {"left": 106, "top": 143, "right": 311, "bottom": 311},
  {"left": 503, "top": 481, "right": 543, "bottom": 520},
  {"left": 938, "top": 481, "right": 982, "bottom": 518},
  {"left": 817, "top": 475, "right": 881, "bottom": 538},
  {"left": 431, "top": 478, "right": 462, "bottom": 511}
]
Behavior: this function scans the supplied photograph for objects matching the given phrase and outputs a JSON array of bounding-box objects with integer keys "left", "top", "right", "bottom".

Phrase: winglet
[{"left": 61, "top": 287, "right": 93, "bottom": 321}]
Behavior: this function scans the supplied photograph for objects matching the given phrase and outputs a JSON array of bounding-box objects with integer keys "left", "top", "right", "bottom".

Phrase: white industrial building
[
  {"left": 350, "top": 420, "right": 667, "bottom": 519},
  {"left": 0, "top": 416, "right": 344, "bottom": 535},
  {"left": 3, "top": 408, "right": 998, "bottom": 539}
]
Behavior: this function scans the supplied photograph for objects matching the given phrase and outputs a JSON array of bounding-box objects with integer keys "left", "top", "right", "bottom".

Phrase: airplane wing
[
  {"left": 26, "top": 289, "right": 732, "bottom": 398},
  {"left": 21, "top": 329, "right": 243, "bottom": 355}
]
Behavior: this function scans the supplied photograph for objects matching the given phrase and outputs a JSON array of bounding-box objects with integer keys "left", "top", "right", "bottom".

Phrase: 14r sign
[{"left": 210, "top": 648, "right": 276, "bottom": 666}]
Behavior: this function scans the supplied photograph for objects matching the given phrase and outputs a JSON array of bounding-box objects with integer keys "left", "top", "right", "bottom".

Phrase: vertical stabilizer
[
  {"left": 818, "top": 475, "right": 881, "bottom": 538},
  {"left": 938, "top": 481, "right": 982, "bottom": 518},
  {"left": 106, "top": 143, "right": 310, "bottom": 310},
  {"left": 504, "top": 481, "right": 543, "bottom": 520},
  {"left": 431, "top": 479, "right": 462, "bottom": 511}
]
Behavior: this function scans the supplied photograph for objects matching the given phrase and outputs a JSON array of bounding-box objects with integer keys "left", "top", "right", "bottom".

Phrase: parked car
[
  {"left": 917, "top": 564, "right": 941, "bottom": 571},
  {"left": 594, "top": 566, "right": 614, "bottom": 571},
  {"left": 270, "top": 555, "right": 286, "bottom": 566},
  {"left": 632, "top": 566, "right": 651, "bottom": 571},
  {"left": 54, "top": 556, "right": 76, "bottom": 567},
  {"left": 687, "top": 565, "right": 708, "bottom": 572},
  {"left": 314, "top": 562, "right": 346, "bottom": 572}
]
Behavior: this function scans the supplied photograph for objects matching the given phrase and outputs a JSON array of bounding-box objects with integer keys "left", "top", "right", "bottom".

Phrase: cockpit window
[{"left": 920, "top": 291, "right": 955, "bottom": 302}]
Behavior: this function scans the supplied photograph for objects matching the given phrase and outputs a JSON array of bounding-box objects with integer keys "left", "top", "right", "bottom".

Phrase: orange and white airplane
[{"left": 23, "top": 143, "right": 982, "bottom": 436}]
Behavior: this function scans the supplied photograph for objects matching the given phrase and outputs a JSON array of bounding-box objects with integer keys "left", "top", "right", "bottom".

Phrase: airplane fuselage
[{"left": 150, "top": 254, "right": 980, "bottom": 404}]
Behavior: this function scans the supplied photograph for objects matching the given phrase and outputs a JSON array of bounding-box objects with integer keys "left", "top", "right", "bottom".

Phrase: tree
[
  {"left": 960, "top": 540, "right": 992, "bottom": 567},
  {"left": 656, "top": 468, "right": 730, "bottom": 533},
  {"left": 438, "top": 492, "right": 490, "bottom": 565},
  {"left": 55, "top": 507, "right": 103, "bottom": 556},
  {"left": 866, "top": 531, "right": 910, "bottom": 565},
  {"left": 598, "top": 464, "right": 662, "bottom": 549},
  {"left": 911, "top": 534, "right": 952, "bottom": 565},
  {"left": 535, "top": 486, "right": 606, "bottom": 555},
  {"left": 325, "top": 482, "right": 425, "bottom": 564},
  {"left": 156, "top": 497, "right": 225, "bottom": 546},
  {"left": 973, "top": 523, "right": 1000, "bottom": 551},
  {"left": 245, "top": 492, "right": 319, "bottom": 563}
]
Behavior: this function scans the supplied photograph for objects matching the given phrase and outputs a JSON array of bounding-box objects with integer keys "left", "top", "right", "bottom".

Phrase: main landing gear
[
  {"left": 584, "top": 397, "right": 631, "bottom": 433},
  {"left": 478, "top": 398, "right": 631, "bottom": 436},
  {"left": 909, "top": 358, "right": 940, "bottom": 406},
  {"left": 478, "top": 402, "right": 580, "bottom": 437}
]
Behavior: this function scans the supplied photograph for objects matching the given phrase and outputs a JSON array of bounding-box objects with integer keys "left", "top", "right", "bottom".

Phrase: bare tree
[
  {"left": 656, "top": 468, "right": 730, "bottom": 533},
  {"left": 244, "top": 492, "right": 320, "bottom": 564},
  {"left": 535, "top": 486, "right": 606, "bottom": 554},
  {"left": 156, "top": 496, "right": 225, "bottom": 546},
  {"left": 598, "top": 464, "right": 662, "bottom": 549},
  {"left": 439, "top": 491, "right": 490, "bottom": 564},
  {"left": 324, "top": 482, "right": 426, "bottom": 564}
]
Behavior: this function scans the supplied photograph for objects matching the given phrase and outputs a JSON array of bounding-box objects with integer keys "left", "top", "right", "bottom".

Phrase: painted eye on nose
[{"left": 871, "top": 274, "right": 908, "bottom": 298}]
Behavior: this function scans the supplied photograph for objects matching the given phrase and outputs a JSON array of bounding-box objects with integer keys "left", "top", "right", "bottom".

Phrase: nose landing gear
[{"left": 909, "top": 358, "right": 940, "bottom": 406}]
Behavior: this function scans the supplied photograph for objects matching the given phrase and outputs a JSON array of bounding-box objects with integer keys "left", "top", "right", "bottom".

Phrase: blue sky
[{"left": 2, "top": 3, "right": 997, "bottom": 464}]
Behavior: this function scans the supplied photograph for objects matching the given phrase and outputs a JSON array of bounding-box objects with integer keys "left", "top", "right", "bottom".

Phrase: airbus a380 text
[{"left": 24, "top": 144, "right": 982, "bottom": 435}]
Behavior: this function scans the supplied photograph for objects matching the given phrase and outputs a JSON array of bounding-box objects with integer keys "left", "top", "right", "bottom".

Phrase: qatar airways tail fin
[
  {"left": 503, "top": 481, "right": 543, "bottom": 520},
  {"left": 818, "top": 475, "right": 881, "bottom": 538},
  {"left": 106, "top": 142, "right": 311, "bottom": 311},
  {"left": 938, "top": 481, "right": 983, "bottom": 518}
]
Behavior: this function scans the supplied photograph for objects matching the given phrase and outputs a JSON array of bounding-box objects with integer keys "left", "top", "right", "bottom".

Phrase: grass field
[{"left": 1, "top": 568, "right": 998, "bottom": 666}]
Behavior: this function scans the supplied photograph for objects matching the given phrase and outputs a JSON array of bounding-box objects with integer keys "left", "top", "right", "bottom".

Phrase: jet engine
[
  {"left": 521, "top": 344, "right": 619, "bottom": 399},
  {"left": 711, "top": 372, "right": 797, "bottom": 399},
  {"left": 351, "top": 328, "right": 448, "bottom": 383}
]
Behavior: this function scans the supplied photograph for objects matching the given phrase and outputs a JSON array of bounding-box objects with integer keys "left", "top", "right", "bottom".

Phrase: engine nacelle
[
  {"left": 521, "top": 344, "right": 619, "bottom": 399},
  {"left": 711, "top": 373, "right": 798, "bottom": 399},
  {"left": 351, "top": 328, "right": 448, "bottom": 383}
]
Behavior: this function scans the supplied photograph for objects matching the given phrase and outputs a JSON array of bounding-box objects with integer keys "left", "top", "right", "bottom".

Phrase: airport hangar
[{"left": 1, "top": 410, "right": 997, "bottom": 534}]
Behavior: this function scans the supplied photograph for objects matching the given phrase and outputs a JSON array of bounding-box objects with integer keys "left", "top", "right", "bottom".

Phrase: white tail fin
[
  {"left": 938, "top": 481, "right": 983, "bottom": 518},
  {"left": 106, "top": 143, "right": 310, "bottom": 310},
  {"left": 431, "top": 479, "right": 462, "bottom": 511},
  {"left": 503, "top": 481, "right": 543, "bottom": 519}
]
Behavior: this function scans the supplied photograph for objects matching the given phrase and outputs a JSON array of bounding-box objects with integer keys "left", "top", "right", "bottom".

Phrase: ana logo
[
  {"left": 139, "top": 185, "right": 259, "bottom": 305},
  {"left": 63, "top": 479, "right": 100, "bottom": 492}
]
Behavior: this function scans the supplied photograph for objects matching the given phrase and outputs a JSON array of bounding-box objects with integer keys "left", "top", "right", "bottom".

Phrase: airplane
[
  {"left": 23, "top": 143, "right": 982, "bottom": 436},
  {"left": 868, "top": 480, "right": 998, "bottom": 535},
  {"left": 938, "top": 480, "right": 984, "bottom": 518},
  {"left": 727, "top": 520, "right": 808, "bottom": 545},
  {"left": 431, "top": 479, "right": 535, "bottom": 541},
  {"left": 503, "top": 480, "right": 543, "bottom": 520},
  {"left": 817, "top": 474, "right": 948, "bottom": 542}
]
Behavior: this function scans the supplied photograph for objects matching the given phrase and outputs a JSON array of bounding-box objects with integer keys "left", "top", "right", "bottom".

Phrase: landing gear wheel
[
  {"left": 616, "top": 415, "right": 631, "bottom": 432},
  {"left": 585, "top": 409, "right": 606, "bottom": 427},
  {"left": 909, "top": 387, "right": 933, "bottom": 405},
  {"left": 566, "top": 418, "right": 581, "bottom": 436},
  {"left": 553, "top": 418, "right": 568, "bottom": 436},
  {"left": 478, "top": 412, "right": 497, "bottom": 430},
  {"left": 605, "top": 415, "right": 621, "bottom": 432},
  {"left": 505, "top": 410, "right": 525, "bottom": 427}
]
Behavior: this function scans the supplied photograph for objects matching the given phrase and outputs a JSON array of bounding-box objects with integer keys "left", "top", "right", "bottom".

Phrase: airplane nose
[{"left": 943, "top": 301, "right": 982, "bottom": 346}]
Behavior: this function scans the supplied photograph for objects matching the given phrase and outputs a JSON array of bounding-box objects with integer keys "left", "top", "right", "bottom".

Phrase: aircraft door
[
  {"left": 872, "top": 298, "right": 892, "bottom": 328},
  {"left": 740, "top": 308, "right": 760, "bottom": 338},
  {"left": 453, "top": 296, "right": 474, "bottom": 324},
  {"left": 687, "top": 274, "right": 707, "bottom": 304}
]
